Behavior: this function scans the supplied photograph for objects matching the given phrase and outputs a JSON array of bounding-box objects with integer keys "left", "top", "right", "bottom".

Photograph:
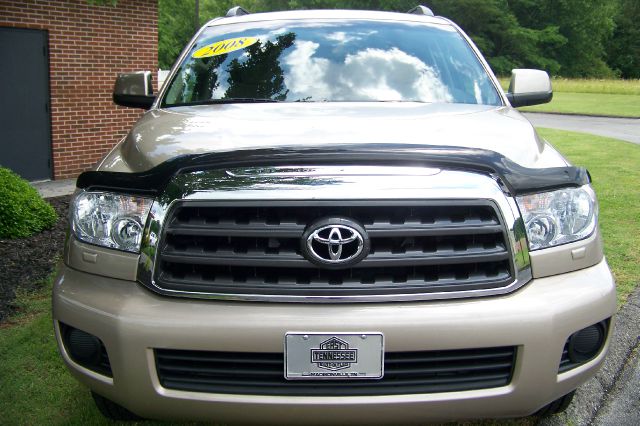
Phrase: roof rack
[
  {"left": 226, "top": 6, "right": 250, "bottom": 17},
  {"left": 407, "top": 5, "right": 434, "bottom": 17}
]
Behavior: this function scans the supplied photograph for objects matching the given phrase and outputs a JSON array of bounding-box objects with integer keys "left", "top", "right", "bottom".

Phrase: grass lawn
[
  {"left": 519, "top": 92, "right": 640, "bottom": 117},
  {"left": 498, "top": 77, "right": 640, "bottom": 117},
  {"left": 543, "top": 78, "right": 640, "bottom": 95},
  {"left": 0, "top": 129, "right": 638, "bottom": 424},
  {"left": 499, "top": 78, "right": 640, "bottom": 95}
]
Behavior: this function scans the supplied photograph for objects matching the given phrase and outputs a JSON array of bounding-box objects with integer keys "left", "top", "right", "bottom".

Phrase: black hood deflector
[{"left": 77, "top": 144, "right": 590, "bottom": 197}]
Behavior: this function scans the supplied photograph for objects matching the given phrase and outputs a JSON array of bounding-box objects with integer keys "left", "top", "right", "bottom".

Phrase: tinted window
[{"left": 163, "top": 19, "right": 501, "bottom": 106}]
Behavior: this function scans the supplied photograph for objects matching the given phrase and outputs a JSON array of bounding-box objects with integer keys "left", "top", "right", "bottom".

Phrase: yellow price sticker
[{"left": 192, "top": 37, "right": 259, "bottom": 59}]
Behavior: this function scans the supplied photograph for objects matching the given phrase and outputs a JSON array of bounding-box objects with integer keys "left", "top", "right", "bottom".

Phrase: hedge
[{"left": 0, "top": 167, "right": 57, "bottom": 239}]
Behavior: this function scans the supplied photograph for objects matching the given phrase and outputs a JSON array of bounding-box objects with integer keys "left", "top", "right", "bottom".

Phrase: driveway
[{"left": 523, "top": 112, "right": 640, "bottom": 145}]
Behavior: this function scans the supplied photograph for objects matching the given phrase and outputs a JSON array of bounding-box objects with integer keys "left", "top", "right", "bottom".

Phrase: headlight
[
  {"left": 71, "top": 191, "right": 153, "bottom": 253},
  {"left": 516, "top": 186, "right": 598, "bottom": 251}
]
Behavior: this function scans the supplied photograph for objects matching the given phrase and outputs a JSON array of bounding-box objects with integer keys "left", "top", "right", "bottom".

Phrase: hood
[{"left": 99, "top": 102, "right": 567, "bottom": 173}]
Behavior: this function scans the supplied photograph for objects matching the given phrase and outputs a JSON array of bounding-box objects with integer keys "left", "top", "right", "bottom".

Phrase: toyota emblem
[{"left": 301, "top": 218, "right": 370, "bottom": 268}]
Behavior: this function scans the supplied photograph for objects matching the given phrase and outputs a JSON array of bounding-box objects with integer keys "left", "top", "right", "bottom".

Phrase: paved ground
[
  {"left": 31, "top": 178, "right": 76, "bottom": 198},
  {"left": 594, "top": 348, "right": 640, "bottom": 425},
  {"left": 523, "top": 112, "right": 640, "bottom": 145}
]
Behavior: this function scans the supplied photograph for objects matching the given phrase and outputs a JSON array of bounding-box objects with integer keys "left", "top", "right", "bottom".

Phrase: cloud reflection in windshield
[{"left": 284, "top": 41, "right": 453, "bottom": 102}]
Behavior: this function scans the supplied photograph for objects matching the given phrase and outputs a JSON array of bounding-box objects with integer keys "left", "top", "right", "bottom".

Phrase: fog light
[
  {"left": 68, "top": 328, "right": 102, "bottom": 365},
  {"left": 568, "top": 322, "right": 606, "bottom": 363},
  {"left": 60, "top": 323, "right": 112, "bottom": 376}
]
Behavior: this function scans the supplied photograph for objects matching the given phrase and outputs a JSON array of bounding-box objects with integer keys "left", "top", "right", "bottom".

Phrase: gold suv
[{"left": 53, "top": 5, "right": 615, "bottom": 424}]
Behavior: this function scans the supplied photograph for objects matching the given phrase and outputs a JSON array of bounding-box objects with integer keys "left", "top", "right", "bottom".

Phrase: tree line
[{"left": 158, "top": 0, "right": 640, "bottom": 78}]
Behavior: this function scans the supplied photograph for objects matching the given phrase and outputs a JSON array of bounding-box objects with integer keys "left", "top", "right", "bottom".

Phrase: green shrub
[{"left": 0, "top": 167, "right": 57, "bottom": 239}]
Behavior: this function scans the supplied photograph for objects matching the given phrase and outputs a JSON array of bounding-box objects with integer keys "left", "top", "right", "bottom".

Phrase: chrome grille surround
[{"left": 137, "top": 166, "right": 531, "bottom": 302}]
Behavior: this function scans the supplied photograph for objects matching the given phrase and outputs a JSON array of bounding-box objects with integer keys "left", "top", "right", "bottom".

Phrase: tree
[
  {"left": 510, "top": 0, "right": 617, "bottom": 77},
  {"left": 159, "top": 0, "right": 196, "bottom": 69},
  {"left": 159, "top": 0, "right": 247, "bottom": 69},
  {"left": 225, "top": 33, "right": 296, "bottom": 100},
  {"left": 245, "top": 0, "right": 568, "bottom": 75},
  {"left": 607, "top": 0, "right": 640, "bottom": 78},
  {"left": 430, "top": 0, "right": 565, "bottom": 75}
]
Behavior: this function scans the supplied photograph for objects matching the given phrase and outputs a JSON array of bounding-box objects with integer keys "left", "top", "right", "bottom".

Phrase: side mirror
[
  {"left": 113, "top": 71, "right": 155, "bottom": 109},
  {"left": 506, "top": 69, "right": 553, "bottom": 108}
]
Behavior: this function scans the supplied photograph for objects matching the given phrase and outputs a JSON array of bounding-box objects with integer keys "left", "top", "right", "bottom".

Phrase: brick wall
[{"left": 0, "top": 0, "right": 157, "bottom": 179}]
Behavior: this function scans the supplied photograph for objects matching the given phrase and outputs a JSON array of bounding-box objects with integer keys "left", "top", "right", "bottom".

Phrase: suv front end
[{"left": 53, "top": 7, "right": 615, "bottom": 424}]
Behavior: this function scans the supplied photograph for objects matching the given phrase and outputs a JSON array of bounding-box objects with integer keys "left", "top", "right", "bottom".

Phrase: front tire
[
  {"left": 91, "top": 392, "right": 142, "bottom": 421},
  {"left": 535, "top": 390, "right": 576, "bottom": 417}
]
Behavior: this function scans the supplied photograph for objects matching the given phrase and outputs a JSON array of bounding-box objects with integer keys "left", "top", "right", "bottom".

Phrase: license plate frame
[{"left": 284, "top": 332, "right": 384, "bottom": 380}]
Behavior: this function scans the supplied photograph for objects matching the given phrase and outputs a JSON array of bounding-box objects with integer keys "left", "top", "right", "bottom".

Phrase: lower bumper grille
[{"left": 155, "top": 346, "right": 516, "bottom": 396}]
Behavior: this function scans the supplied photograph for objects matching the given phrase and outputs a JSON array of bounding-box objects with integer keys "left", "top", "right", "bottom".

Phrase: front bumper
[{"left": 53, "top": 259, "right": 616, "bottom": 424}]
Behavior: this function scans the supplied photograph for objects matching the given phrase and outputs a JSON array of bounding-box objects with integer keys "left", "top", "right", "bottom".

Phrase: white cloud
[
  {"left": 324, "top": 31, "right": 358, "bottom": 44},
  {"left": 324, "top": 30, "right": 379, "bottom": 44},
  {"left": 283, "top": 40, "right": 333, "bottom": 100},
  {"left": 283, "top": 44, "right": 453, "bottom": 103}
]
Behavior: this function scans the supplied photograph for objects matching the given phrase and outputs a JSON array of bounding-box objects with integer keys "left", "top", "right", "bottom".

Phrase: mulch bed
[{"left": 0, "top": 195, "right": 70, "bottom": 323}]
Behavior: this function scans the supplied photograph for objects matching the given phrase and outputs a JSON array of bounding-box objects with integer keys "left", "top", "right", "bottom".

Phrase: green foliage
[
  {"left": 159, "top": 0, "right": 239, "bottom": 69},
  {"left": 0, "top": 167, "right": 57, "bottom": 239},
  {"left": 430, "top": 0, "right": 566, "bottom": 75},
  {"left": 159, "top": 0, "right": 196, "bottom": 69},
  {"left": 158, "top": 0, "right": 637, "bottom": 79},
  {"left": 510, "top": 0, "right": 617, "bottom": 78},
  {"left": 607, "top": 0, "right": 640, "bottom": 78},
  {"left": 225, "top": 33, "right": 296, "bottom": 100}
]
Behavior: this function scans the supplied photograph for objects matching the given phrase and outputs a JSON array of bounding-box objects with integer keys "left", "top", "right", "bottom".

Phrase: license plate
[{"left": 284, "top": 332, "right": 384, "bottom": 380}]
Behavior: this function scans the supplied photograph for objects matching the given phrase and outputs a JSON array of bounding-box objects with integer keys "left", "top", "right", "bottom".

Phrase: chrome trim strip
[{"left": 138, "top": 166, "right": 531, "bottom": 303}]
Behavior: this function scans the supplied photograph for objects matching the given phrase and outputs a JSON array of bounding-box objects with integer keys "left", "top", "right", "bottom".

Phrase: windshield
[{"left": 162, "top": 19, "right": 502, "bottom": 107}]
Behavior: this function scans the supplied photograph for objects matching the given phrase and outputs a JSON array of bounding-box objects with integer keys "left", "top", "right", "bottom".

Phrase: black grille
[
  {"left": 154, "top": 201, "right": 513, "bottom": 297},
  {"left": 96, "top": 346, "right": 112, "bottom": 377},
  {"left": 559, "top": 343, "right": 580, "bottom": 373},
  {"left": 155, "top": 347, "right": 516, "bottom": 396}
]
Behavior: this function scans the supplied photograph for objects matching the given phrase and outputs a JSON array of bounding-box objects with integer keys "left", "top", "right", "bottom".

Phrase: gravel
[{"left": 0, "top": 195, "right": 70, "bottom": 323}]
